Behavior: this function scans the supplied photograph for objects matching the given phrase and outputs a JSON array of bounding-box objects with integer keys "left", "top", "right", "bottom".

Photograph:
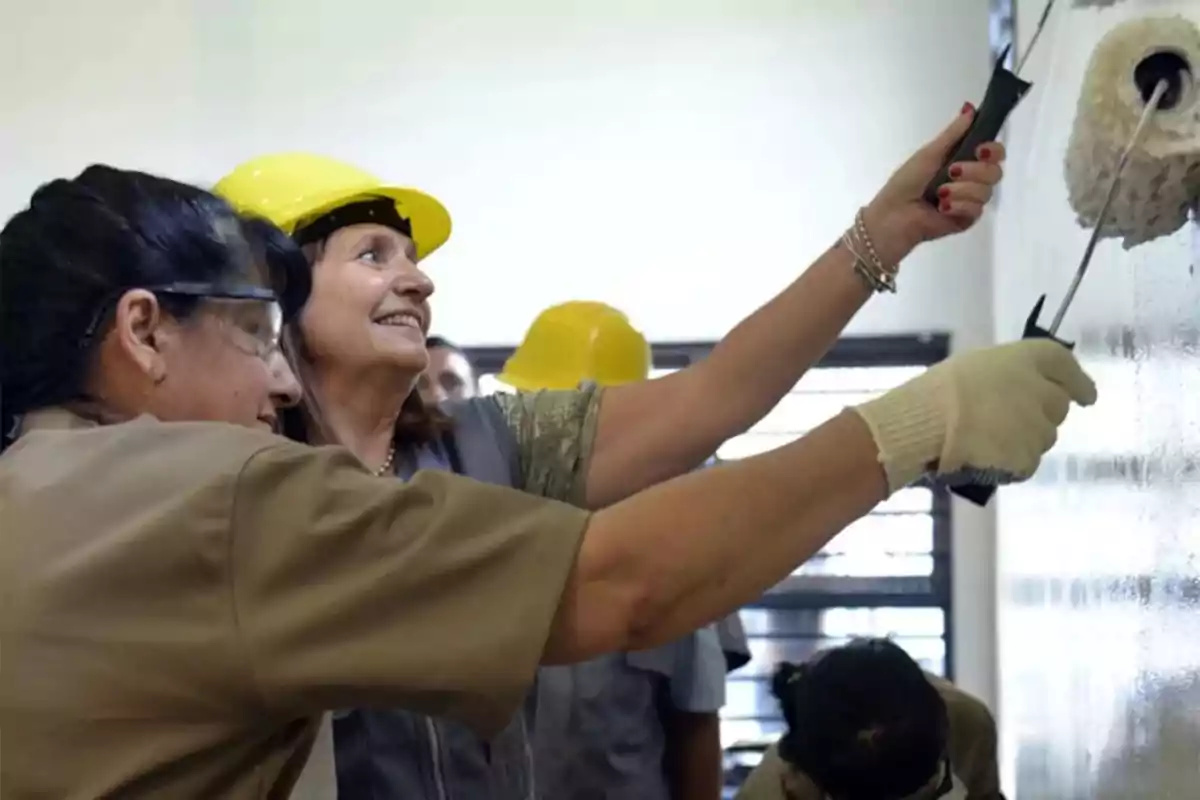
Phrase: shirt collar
[
  {"left": 17, "top": 406, "right": 156, "bottom": 436},
  {"left": 18, "top": 407, "right": 102, "bottom": 434}
]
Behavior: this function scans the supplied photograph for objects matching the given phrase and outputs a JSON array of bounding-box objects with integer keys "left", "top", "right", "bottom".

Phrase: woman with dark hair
[
  {"left": 1, "top": 165, "right": 1092, "bottom": 799},
  {"left": 0, "top": 167, "right": 307, "bottom": 441},
  {"left": 212, "top": 106, "right": 1080, "bottom": 800}
]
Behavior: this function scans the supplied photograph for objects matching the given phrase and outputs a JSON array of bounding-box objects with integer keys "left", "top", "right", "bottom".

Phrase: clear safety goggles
[{"left": 80, "top": 281, "right": 284, "bottom": 362}]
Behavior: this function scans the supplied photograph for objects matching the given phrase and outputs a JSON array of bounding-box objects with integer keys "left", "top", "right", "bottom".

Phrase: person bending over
[{"left": 736, "top": 638, "right": 1003, "bottom": 800}]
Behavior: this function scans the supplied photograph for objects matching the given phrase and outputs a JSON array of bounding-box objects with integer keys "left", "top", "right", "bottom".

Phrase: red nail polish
[
  {"left": 949, "top": 165, "right": 962, "bottom": 179},
  {"left": 961, "top": 102, "right": 975, "bottom": 115},
  {"left": 940, "top": 201, "right": 952, "bottom": 213},
  {"left": 938, "top": 186, "right": 951, "bottom": 199},
  {"left": 980, "top": 146, "right": 992, "bottom": 160}
]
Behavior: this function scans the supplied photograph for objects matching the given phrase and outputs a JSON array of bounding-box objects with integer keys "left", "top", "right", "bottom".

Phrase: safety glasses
[{"left": 79, "top": 282, "right": 284, "bottom": 358}]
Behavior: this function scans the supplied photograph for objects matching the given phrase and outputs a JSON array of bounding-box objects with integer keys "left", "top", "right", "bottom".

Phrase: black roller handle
[
  {"left": 923, "top": 45, "right": 1034, "bottom": 206},
  {"left": 948, "top": 295, "right": 1075, "bottom": 506}
]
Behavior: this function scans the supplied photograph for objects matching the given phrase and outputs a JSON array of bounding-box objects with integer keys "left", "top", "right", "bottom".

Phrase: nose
[
  {"left": 416, "top": 374, "right": 446, "bottom": 407},
  {"left": 391, "top": 261, "right": 435, "bottom": 304},
  {"left": 266, "top": 349, "right": 303, "bottom": 408}
]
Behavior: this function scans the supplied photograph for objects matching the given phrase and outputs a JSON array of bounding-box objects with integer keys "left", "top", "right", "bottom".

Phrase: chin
[{"left": 368, "top": 341, "right": 430, "bottom": 374}]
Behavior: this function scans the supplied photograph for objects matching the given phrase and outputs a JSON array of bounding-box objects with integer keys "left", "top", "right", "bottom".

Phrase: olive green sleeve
[
  {"left": 926, "top": 674, "right": 1004, "bottom": 799},
  {"left": 489, "top": 383, "right": 604, "bottom": 506},
  {"left": 734, "top": 745, "right": 821, "bottom": 800}
]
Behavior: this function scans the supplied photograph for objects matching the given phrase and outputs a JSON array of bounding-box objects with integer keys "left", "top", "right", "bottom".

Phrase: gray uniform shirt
[
  {"left": 530, "top": 455, "right": 748, "bottom": 799},
  {"left": 532, "top": 620, "right": 744, "bottom": 800}
]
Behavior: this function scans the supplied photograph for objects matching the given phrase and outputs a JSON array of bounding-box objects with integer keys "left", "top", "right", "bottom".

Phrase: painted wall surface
[{"left": 1000, "top": 1, "right": 1200, "bottom": 796}]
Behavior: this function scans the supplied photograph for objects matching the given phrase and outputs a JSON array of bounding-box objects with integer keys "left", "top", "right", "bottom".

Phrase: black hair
[
  {"left": 424, "top": 335, "right": 464, "bottom": 354},
  {"left": 773, "top": 638, "right": 949, "bottom": 799},
  {"left": 0, "top": 164, "right": 308, "bottom": 448}
]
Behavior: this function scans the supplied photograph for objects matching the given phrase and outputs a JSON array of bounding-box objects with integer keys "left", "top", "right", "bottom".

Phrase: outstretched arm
[{"left": 582, "top": 107, "right": 1005, "bottom": 508}]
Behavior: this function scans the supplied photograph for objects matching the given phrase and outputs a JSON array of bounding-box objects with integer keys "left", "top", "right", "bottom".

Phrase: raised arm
[
  {"left": 543, "top": 340, "right": 1095, "bottom": 660},
  {"left": 545, "top": 408, "right": 883, "bottom": 660},
  {"left": 582, "top": 106, "right": 1004, "bottom": 508}
]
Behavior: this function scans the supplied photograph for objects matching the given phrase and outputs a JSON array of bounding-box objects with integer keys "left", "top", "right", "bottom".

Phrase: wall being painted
[{"left": 998, "top": 1, "right": 1200, "bottom": 796}]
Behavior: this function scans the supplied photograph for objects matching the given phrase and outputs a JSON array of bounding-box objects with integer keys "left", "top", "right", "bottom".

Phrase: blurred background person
[
  {"left": 417, "top": 335, "right": 478, "bottom": 405},
  {"left": 499, "top": 300, "right": 746, "bottom": 800},
  {"left": 735, "top": 638, "right": 1001, "bottom": 800}
]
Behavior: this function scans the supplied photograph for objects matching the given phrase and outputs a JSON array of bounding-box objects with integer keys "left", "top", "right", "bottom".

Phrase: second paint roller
[{"left": 950, "top": 14, "right": 1197, "bottom": 507}]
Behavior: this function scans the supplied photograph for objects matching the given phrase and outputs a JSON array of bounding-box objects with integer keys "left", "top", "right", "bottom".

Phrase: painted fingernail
[
  {"left": 938, "top": 186, "right": 951, "bottom": 199},
  {"left": 961, "top": 102, "right": 974, "bottom": 115},
  {"left": 949, "top": 165, "right": 963, "bottom": 179},
  {"left": 980, "top": 146, "right": 992, "bottom": 160},
  {"left": 940, "top": 200, "right": 952, "bottom": 213}
]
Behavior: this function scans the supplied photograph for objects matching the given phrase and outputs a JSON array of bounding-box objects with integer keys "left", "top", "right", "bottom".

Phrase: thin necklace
[{"left": 374, "top": 443, "right": 397, "bottom": 477}]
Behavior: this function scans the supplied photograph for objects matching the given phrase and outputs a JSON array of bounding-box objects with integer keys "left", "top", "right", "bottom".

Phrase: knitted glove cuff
[{"left": 849, "top": 376, "right": 950, "bottom": 494}]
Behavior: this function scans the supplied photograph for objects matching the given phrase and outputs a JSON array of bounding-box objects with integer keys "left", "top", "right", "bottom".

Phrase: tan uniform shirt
[
  {"left": 0, "top": 409, "right": 591, "bottom": 799},
  {"left": 292, "top": 386, "right": 604, "bottom": 800},
  {"left": 734, "top": 675, "right": 1003, "bottom": 800}
]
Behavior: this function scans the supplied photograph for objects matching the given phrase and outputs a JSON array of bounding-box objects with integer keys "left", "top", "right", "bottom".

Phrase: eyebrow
[{"left": 351, "top": 231, "right": 391, "bottom": 253}]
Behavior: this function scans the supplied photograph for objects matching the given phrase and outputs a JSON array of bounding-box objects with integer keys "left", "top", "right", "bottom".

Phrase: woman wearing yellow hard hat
[
  {"left": 509, "top": 302, "right": 747, "bottom": 800},
  {"left": 214, "top": 108, "right": 1015, "bottom": 800}
]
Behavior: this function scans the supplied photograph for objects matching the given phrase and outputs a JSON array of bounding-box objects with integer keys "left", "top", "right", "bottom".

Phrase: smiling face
[{"left": 296, "top": 222, "right": 434, "bottom": 377}]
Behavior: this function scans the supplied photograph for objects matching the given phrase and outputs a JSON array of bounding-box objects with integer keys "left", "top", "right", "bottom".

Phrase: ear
[{"left": 110, "top": 289, "right": 172, "bottom": 383}]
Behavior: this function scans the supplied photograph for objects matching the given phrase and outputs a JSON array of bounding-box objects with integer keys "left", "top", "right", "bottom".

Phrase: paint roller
[
  {"left": 951, "top": 15, "right": 1196, "bottom": 507},
  {"left": 1065, "top": 15, "right": 1200, "bottom": 249}
]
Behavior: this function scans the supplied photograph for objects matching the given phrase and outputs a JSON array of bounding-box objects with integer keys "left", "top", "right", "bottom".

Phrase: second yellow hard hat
[
  {"left": 214, "top": 152, "right": 452, "bottom": 261},
  {"left": 499, "top": 302, "right": 651, "bottom": 391}
]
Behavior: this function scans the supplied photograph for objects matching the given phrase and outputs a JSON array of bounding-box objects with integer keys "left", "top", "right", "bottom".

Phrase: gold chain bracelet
[{"left": 842, "top": 207, "right": 898, "bottom": 293}]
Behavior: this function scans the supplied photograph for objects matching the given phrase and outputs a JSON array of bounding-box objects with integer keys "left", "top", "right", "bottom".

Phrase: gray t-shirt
[
  {"left": 528, "top": 453, "right": 747, "bottom": 800},
  {"left": 532, "top": 622, "right": 740, "bottom": 800}
]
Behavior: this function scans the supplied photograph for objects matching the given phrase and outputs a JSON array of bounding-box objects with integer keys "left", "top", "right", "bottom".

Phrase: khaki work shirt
[
  {"left": 0, "top": 409, "right": 590, "bottom": 799},
  {"left": 734, "top": 675, "right": 1003, "bottom": 800}
]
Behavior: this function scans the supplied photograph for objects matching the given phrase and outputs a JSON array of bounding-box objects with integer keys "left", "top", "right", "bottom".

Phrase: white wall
[{"left": 0, "top": 0, "right": 998, "bottom": 705}]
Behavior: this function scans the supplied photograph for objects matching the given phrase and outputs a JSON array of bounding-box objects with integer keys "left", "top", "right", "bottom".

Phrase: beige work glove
[{"left": 851, "top": 340, "right": 1098, "bottom": 493}]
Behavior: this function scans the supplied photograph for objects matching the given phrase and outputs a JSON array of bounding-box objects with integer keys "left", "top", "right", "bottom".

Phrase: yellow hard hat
[
  {"left": 214, "top": 152, "right": 452, "bottom": 261},
  {"left": 499, "top": 301, "right": 651, "bottom": 390}
]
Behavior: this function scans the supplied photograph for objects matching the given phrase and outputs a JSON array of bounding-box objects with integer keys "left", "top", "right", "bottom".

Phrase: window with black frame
[{"left": 464, "top": 334, "right": 953, "bottom": 792}]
